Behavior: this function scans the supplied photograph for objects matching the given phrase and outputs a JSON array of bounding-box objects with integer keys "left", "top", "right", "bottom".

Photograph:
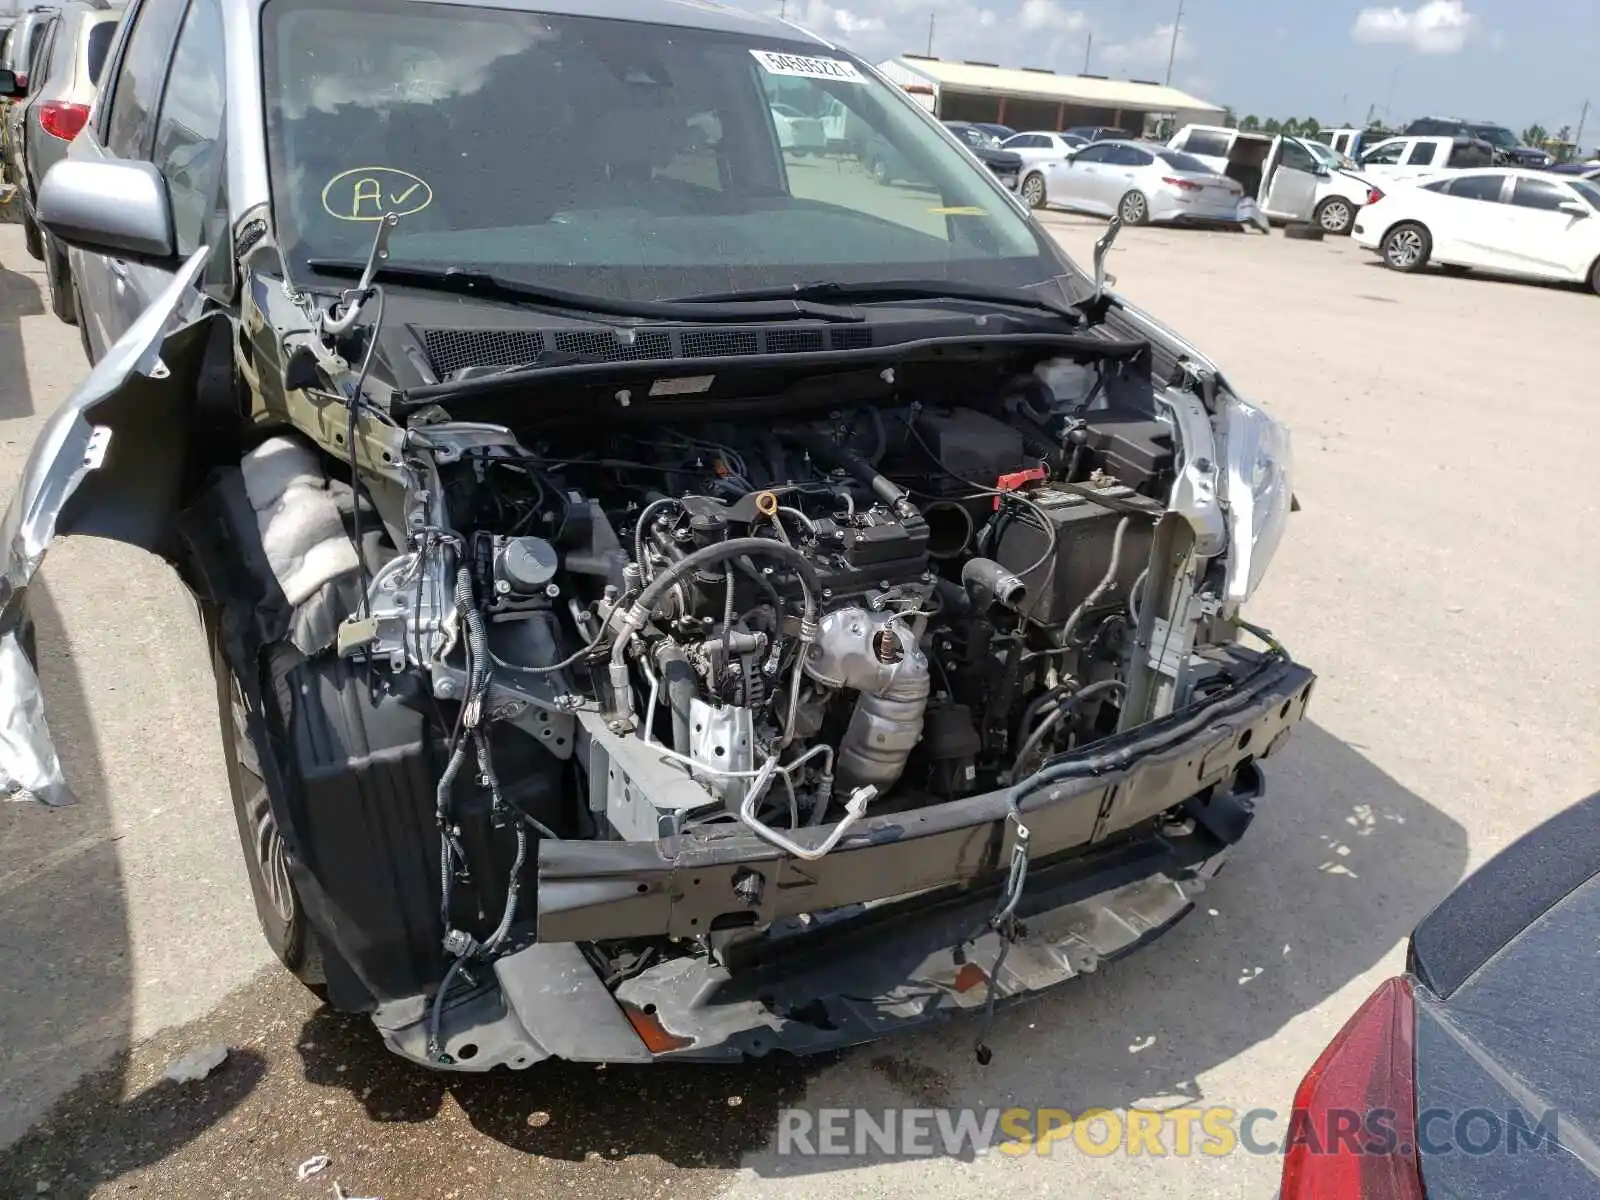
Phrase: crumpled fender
[{"left": 1, "top": 248, "right": 212, "bottom": 804}]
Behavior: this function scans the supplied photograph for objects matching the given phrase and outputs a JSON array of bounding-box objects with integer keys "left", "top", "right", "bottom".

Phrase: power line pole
[
  {"left": 1083, "top": 32, "right": 1092, "bottom": 73},
  {"left": 926, "top": 10, "right": 935, "bottom": 56},
  {"left": 778, "top": 0, "right": 786, "bottom": 17},
  {"left": 1576, "top": 99, "right": 1591, "bottom": 155},
  {"left": 1163, "top": 0, "right": 1185, "bottom": 85}
]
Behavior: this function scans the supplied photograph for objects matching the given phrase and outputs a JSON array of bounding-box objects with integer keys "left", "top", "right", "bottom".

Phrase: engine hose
[
  {"left": 1019, "top": 683, "right": 1072, "bottom": 736},
  {"left": 634, "top": 497, "right": 683, "bottom": 582},
  {"left": 1012, "top": 679, "right": 1127, "bottom": 779},
  {"left": 734, "top": 555, "right": 785, "bottom": 610},
  {"left": 653, "top": 643, "right": 699, "bottom": 755},
  {"left": 786, "top": 429, "right": 912, "bottom": 514},
  {"left": 610, "top": 538, "right": 821, "bottom": 718},
  {"left": 1057, "top": 517, "right": 1131, "bottom": 646}
]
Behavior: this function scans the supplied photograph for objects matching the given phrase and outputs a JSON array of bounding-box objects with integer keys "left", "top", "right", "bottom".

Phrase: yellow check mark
[{"left": 389, "top": 183, "right": 422, "bottom": 205}]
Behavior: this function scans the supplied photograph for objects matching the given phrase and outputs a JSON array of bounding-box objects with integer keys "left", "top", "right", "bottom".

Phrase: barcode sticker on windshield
[{"left": 750, "top": 50, "right": 865, "bottom": 83}]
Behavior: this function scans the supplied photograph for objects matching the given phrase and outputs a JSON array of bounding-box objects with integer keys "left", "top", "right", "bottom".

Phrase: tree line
[{"left": 1234, "top": 115, "right": 1329, "bottom": 137}]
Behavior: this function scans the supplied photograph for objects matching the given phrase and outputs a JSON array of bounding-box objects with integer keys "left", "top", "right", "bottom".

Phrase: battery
[{"left": 993, "top": 484, "right": 1156, "bottom": 626}]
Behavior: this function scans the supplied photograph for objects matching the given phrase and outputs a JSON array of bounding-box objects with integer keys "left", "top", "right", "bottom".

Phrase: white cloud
[
  {"left": 760, "top": 0, "right": 1091, "bottom": 70},
  {"left": 789, "top": 0, "right": 885, "bottom": 41},
  {"left": 1018, "top": 0, "right": 1086, "bottom": 34},
  {"left": 1101, "top": 22, "right": 1190, "bottom": 70},
  {"left": 833, "top": 9, "right": 885, "bottom": 34},
  {"left": 1351, "top": 0, "right": 1475, "bottom": 54}
]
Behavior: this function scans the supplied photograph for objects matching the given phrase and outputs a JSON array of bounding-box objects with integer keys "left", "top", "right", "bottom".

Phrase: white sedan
[{"left": 1353, "top": 167, "right": 1600, "bottom": 292}]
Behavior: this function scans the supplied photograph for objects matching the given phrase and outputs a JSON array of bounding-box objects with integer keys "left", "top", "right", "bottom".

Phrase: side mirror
[
  {"left": 0, "top": 68, "right": 21, "bottom": 98},
  {"left": 37, "top": 159, "right": 177, "bottom": 265},
  {"left": 1559, "top": 200, "right": 1590, "bottom": 218}
]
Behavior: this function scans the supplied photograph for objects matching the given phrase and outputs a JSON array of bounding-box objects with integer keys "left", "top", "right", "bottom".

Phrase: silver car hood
[{"left": 0, "top": 249, "right": 209, "bottom": 805}]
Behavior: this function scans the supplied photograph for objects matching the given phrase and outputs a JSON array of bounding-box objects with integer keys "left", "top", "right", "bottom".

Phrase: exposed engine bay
[
  {"left": 297, "top": 347, "right": 1269, "bottom": 1057},
  {"left": 359, "top": 382, "right": 1186, "bottom": 841}
]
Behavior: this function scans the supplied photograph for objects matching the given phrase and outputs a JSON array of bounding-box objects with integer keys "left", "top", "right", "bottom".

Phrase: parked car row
[
  {"left": 990, "top": 115, "right": 1600, "bottom": 298},
  {"left": 0, "top": 0, "right": 123, "bottom": 327},
  {"left": 1002, "top": 122, "right": 1383, "bottom": 236}
]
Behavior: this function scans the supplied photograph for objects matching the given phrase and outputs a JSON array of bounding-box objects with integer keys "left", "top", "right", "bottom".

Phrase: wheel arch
[{"left": 1380, "top": 216, "right": 1431, "bottom": 249}]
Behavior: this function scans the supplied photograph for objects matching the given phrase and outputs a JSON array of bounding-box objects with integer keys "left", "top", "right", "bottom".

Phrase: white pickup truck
[
  {"left": 1168, "top": 124, "right": 1386, "bottom": 235},
  {"left": 1352, "top": 135, "right": 1496, "bottom": 185}
]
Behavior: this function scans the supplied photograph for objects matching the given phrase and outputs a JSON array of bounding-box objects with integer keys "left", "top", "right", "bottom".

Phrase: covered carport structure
[{"left": 875, "top": 55, "right": 1224, "bottom": 139}]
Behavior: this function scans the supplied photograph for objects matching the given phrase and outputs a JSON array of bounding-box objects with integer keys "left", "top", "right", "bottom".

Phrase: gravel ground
[{"left": 1, "top": 212, "right": 1595, "bottom": 1199}]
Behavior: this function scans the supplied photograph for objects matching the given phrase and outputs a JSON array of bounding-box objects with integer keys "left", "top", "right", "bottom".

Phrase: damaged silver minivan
[{"left": 1, "top": 0, "right": 1313, "bottom": 1069}]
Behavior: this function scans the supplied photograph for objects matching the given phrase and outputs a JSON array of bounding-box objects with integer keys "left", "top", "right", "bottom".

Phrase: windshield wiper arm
[
  {"left": 304, "top": 261, "right": 866, "bottom": 324},
  {"left": 671, "top": 278, "right": 1082, "bottom": 324}
]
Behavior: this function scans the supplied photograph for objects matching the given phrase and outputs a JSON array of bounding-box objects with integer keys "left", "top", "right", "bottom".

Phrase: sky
[{"left": 719, "top": 0, "right": 1597, "bottom": 139}]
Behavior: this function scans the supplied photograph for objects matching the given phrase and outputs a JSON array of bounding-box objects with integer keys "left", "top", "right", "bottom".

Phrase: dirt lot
[{"left": 0, "top": 214, "right": 1596, "bottom": 1199}]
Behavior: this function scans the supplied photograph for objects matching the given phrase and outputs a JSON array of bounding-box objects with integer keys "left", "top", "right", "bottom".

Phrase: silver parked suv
[
  {"left": 0, "top": 5, "right": 58, "bottom": 188},
  {"left": 0, "top": 0, "right": 122, "bottom": 324}
]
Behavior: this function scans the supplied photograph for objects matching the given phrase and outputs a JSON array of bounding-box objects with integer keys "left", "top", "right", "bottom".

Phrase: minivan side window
[
  {"left": 103, "top": 0, "right": 188, "bottom": 158},
  {"left": 21, "top": 17, "right": 51, "bottom": 84},
  {"left": 1279, "top": 139, "right": 1318, "bottom": 171},
  {"left": 27, "top": 16, "right": 57, "bottom": 87},
  {"left": 152, "top": 0, "right": 225, "bottom": 253},
  {"left": 1184, "top": 129, "right": 1232, "bottom": 157},
  {"left": 86, "top": 21, "right": 116, "bottom": 85}
]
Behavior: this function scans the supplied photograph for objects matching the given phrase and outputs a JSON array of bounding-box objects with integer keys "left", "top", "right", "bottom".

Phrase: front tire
[
  {"left": 1314, "top": 196, "right": 1354, "bottom": 235},
  {"left": 1118, "top": 190, "right": 1149, "bottom": 226},
  {"left": 1588, "top": 257, "right": 1600, "bottom": 296},
  {"left": 45, "top": 243, "right": 76, "bottom": 325},
  {"left": 1020, "top": 171, "right": 1047, "bottom": 209},
  {"left": 1381, "top": 222, "right": 1431, "bottom": 272},
  {"left": 22, "top": 209, "right": 42, "bottom": 261},
  {"left": 74, "top": 284, "right": 93, "bottom": 363},
  {"left": 210, "top": 621, "right": 325, "bottom": 991}
]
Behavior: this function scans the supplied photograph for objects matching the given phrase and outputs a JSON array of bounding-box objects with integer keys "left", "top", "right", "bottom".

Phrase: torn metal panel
[
  {"left": 0, "top": 631, "right": 68, "bottom": 805},
  {"left": 0, "top": 248, "right": 210, "bottom": 804}
]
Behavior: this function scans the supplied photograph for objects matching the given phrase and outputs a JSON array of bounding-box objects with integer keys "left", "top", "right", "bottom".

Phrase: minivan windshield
[{"left": 261, "top": 0, "right": 1063, "bottom": 301}]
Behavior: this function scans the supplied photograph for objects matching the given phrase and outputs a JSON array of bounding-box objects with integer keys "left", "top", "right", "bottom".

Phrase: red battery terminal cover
[{"left": 993, "top": 466, "right": 1048, "bottom": 509}]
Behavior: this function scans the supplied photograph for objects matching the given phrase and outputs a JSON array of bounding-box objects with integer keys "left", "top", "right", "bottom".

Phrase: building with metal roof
[{"left": 876, "top": 55, "right": 1225, "bottom": 138}]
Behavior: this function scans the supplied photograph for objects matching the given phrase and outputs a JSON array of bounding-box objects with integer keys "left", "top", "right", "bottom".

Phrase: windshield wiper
[
  {"left": 671, "top": 278, "right": 1082, "bottom": 324},
  {"left": 304, "top": 261, "right": 866, "bottom": 324}
]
